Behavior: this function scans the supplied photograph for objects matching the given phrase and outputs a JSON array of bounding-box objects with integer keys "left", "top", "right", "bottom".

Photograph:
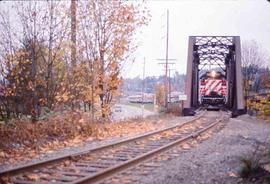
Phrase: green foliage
[
  {"left": 239, "top": 155, "right": 261, "bottom": 178},
  {"left": 238, "top": 145, "right": 270, "bottom": 183}
]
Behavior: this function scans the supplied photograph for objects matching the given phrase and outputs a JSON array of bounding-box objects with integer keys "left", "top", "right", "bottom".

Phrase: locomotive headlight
[{"left": 210, "top": 70, "right": 216, "bottom": 78}]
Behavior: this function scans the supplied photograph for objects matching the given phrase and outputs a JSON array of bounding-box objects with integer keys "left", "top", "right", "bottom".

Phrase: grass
[
  {"left": 120, "top": 102, "right": 156, "bottom": 112},
  {"left": 238, "top": 144, "right": 270, "bottom": 183}
]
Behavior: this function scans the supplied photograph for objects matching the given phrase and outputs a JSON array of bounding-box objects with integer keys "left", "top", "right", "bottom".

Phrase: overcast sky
[{"left": 122, "top": 0, "right": 270, "bottom": 78}]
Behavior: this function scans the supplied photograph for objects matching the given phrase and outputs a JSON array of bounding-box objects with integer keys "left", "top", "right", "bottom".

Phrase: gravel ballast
[
  {"left": 2, "top": 113, "right": 269, "bottom": 184},
  {"left": 139, "top": 114, "right": 270, "bottom": 184}
]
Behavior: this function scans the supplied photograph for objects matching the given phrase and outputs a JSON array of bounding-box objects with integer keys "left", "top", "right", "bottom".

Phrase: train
[
  {"left": 128, "top": 94, "right": 154, "bottom": 103},
  {"left": 199, "top": 70, "right": 227, "bottom": 109}
]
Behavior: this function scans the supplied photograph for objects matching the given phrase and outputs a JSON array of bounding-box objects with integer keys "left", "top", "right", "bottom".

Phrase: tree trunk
[{"left": 70, "top": 0, "right": 77, "bottom": 109}]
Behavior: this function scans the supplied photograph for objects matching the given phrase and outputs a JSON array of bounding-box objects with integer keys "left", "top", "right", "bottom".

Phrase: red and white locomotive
[{"left": 199, "top": 70, "right": 227, "bottom": 107}]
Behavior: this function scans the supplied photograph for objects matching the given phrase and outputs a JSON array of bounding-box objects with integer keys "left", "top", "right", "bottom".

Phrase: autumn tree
[
  {"left": 0, "top": 0, "right": 148, "bottom": 121},
  {"left": 155, "top": 84, "right": 165, "bottom": 107},
  {"left": 242, "top": 40, "right": 269, "bottom": 94},
  {"left": 260, "top": 67, "right": 270, "bottom": 89},
  {"left": 41, "top": 1, "right": 70, "bottom": 109},
  {"left": 242, "top": 40, "right": 270, "bottom": 119},
  {"left": 0, "top": 1, "right": 70, "bottom": 120},
  {"left": 77, "top": 0, "right": 148, "bottom": 119}
]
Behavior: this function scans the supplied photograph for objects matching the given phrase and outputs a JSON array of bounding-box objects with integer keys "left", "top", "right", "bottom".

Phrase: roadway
[{"left": 111, "top": 104, "right": 156, "bottom": 121}]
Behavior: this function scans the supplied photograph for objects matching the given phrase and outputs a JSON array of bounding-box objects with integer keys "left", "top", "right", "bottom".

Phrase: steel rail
[
  {"left": 72, "top": 111, "right": 226, "bottom": 184},
  {"left": 0, "top": 111, "right": 206, "bottom": 178}
]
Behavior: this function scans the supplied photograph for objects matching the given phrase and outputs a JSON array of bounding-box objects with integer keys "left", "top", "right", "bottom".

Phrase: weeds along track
[{"left": 0, "top": 110, "right": 229, "bottom": 184}]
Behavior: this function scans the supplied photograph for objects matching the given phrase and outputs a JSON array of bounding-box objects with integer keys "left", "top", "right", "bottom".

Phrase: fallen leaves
[
  {"left": 228, "top": 171, "right": 238, "bottom": 177},
  {"left": 263, "top": 163, "right": 270, "bottom": 172},
  {"left": 111, "top": 178, "right": 120, "bottom": 183},
  {"left": 181, "top": 143, "right": 191, "bottom": 150},
  {"left": 0, "top": 176, "right": 11, "bottom": 184},
  {"left": 78, "top": 119, "right": 85, "bottom": 124},
  {"left": 196, "top": 134, "right": 211, "bottom": 142},
  {"left": 149, "top": 135, "right": 162, "bottom": 141},
  {"left": 63, "top": 160, "right": 71, "bottom": 167},
  {"left": 161, "top": 131, "right": 175, "bottom": 138},
  {"left": 0, "top": 151, "right": 6, "bottom": 158},
  {"left": 24, "top": 173, "right": 40, "bottom": 181},
  {"left": 73, "top": 168, "right": 81, "bottom": 173},
  {"left": 0, "top": 113, "right": 179, "bottom": 166}
]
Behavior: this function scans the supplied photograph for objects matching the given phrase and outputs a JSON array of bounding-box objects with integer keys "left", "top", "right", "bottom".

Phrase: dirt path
[{"left": 138, "top": 115, "right": 270, "bottom": 184}]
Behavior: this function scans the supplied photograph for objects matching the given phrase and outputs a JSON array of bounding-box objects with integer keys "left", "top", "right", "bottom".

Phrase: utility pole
[
  {"left": 168, "top": 69, "right": 175, "bottom": 103},
  {"left": 165, "top": 9, "right": 169, "bottom": 109},
  {"left": 157, "top": 10, "right": 176, "bottom": 109},
  {"left": 141, "top": 58, "right": 146, "bottom": 117},
  {"left": 157, "top": 61, "right": 175, "bottom": 106},
  {"left": 166, "top": 9, "right": 169, "bottom": 94}
]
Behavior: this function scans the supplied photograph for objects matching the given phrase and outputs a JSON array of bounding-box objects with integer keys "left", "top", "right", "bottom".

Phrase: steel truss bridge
[{"left": 183, "top": 36, "right": 246, "bottom": 117}]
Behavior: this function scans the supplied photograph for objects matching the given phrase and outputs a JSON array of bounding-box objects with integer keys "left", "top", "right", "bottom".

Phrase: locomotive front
[{"left": 199, "top": 70, "right": 227, "bottom": 109}]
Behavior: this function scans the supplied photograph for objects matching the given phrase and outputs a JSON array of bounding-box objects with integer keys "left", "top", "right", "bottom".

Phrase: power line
[{"left": 156, "top": 10, "right": 177, "bottom": 109}]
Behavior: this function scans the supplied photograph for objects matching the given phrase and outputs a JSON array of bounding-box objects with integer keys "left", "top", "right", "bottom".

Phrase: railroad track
[{"left": 0, "top": 110, "right": 229, "bottom": 184}]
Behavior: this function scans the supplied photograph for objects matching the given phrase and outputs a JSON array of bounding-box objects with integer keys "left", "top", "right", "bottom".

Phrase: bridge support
[{"left": 183, "top": 36, "right": 246, "bottom": 117}]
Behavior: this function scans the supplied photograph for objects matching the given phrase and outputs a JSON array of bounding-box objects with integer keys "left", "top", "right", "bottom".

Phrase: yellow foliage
[
  {"left": 155, "top": 84, "right": 165, "bottom": 107},
  {"left": 248, "top": 93, "right": 270, "bottom": 122}
]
